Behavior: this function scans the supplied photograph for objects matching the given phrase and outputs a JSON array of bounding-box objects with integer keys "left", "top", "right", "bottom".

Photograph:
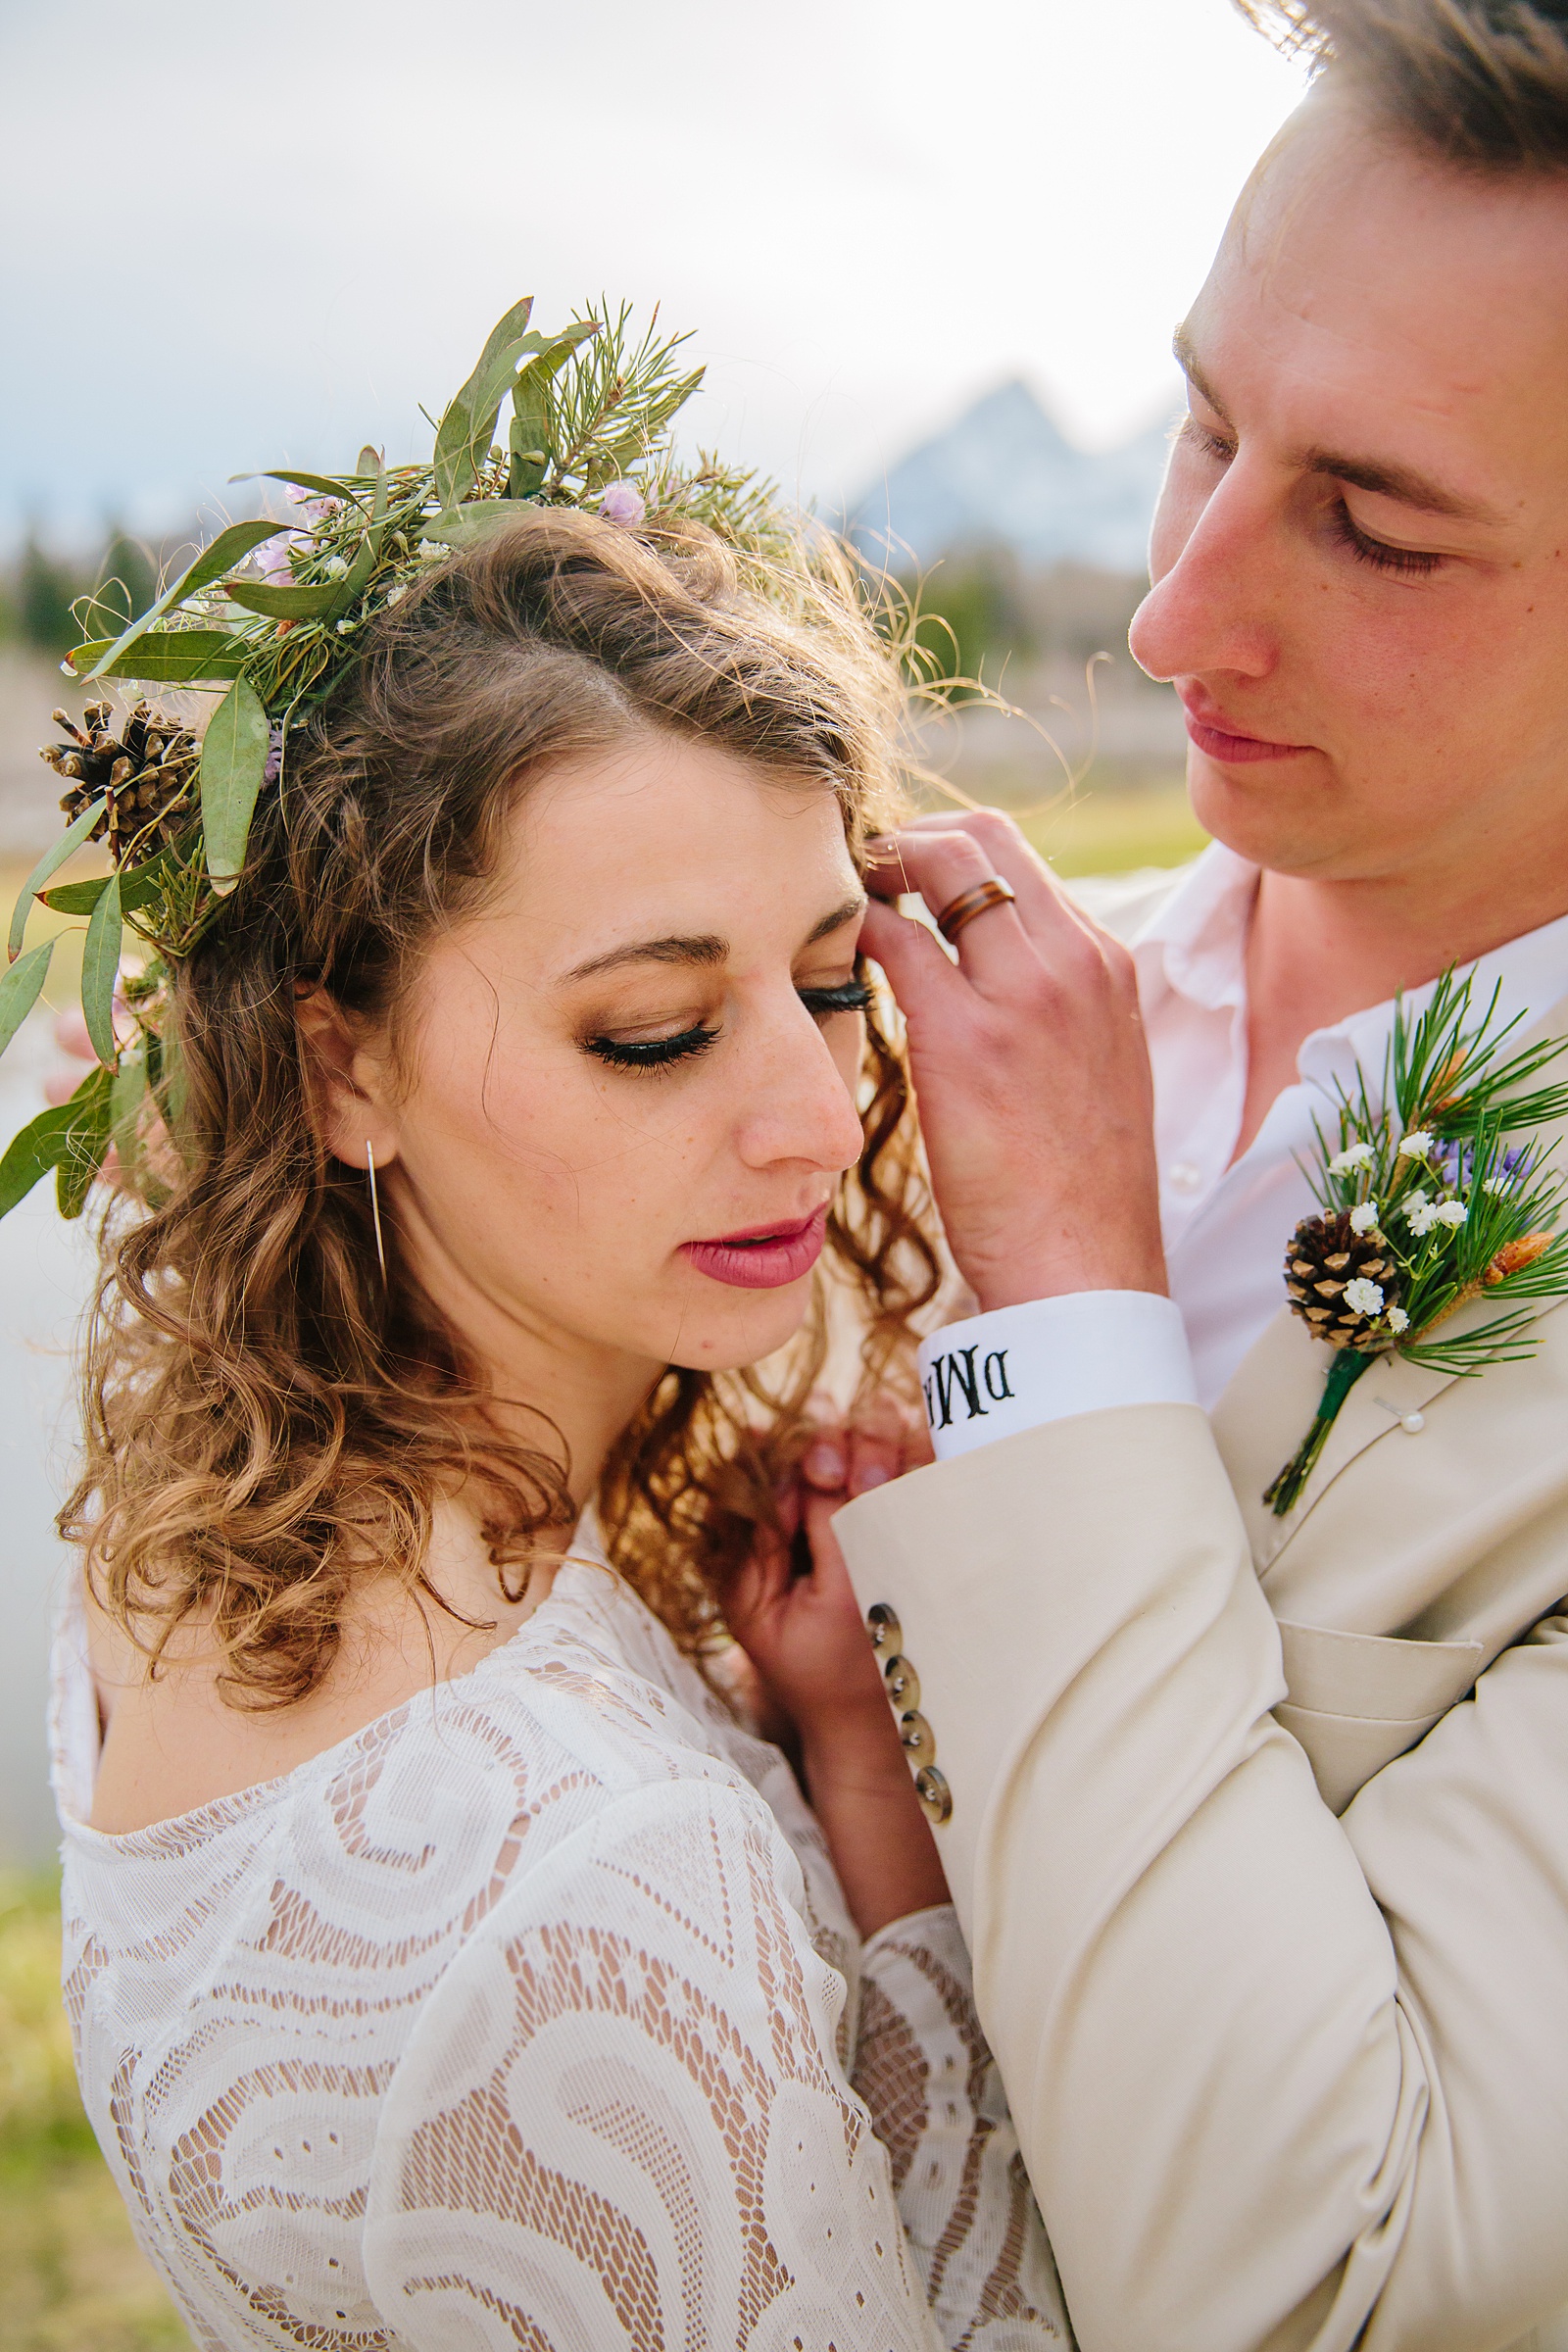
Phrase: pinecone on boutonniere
[
  {"left": 1265, "top": 972, "right": 1568, "bottom": 1515},
  {"left": 1284, "top": 1206, "right": 1404, "bottom": 1349}
]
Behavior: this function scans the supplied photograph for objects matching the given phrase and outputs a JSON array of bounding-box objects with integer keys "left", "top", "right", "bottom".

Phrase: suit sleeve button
[
  {"left": 899, "top": 1710, "right": 936, "bottom": 1767},
  {"left": 883, "top": 1655, "right": 920, "bottom": 1709},
  {"left": 865, "top": 1603, "right": 903, "bottom": 1655},
  {"left": 914, "top": 1767, "right": 952, "bottom": 1825}
]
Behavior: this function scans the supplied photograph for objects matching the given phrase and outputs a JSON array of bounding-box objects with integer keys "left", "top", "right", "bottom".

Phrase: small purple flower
[
  {"left": 599, "top": 480, "right": 646, "bottom": 528},
  {"left": 263, "top": 725, "right": 284, "bottom": 787},
  {"left": 257, "top": 530, "right": 305, "bottom": 586}
]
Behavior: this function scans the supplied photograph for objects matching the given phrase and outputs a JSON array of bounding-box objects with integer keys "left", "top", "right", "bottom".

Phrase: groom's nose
[{"left": 1129, "top": 453, "right": 1283, "bottom": 688}]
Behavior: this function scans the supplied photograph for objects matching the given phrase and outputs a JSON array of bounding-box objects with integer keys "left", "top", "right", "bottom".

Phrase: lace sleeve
[
  {"left": 856, "top": 1907, "right": 1070, "bottom": 2348},
  {"left": 364, "top": 1777, "right": 952, "bottom": 2350}
]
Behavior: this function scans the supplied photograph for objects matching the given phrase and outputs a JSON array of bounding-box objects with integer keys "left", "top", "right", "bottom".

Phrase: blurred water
[{"left": 0, "top": 1013, "right": 94, "bottom": 1862}]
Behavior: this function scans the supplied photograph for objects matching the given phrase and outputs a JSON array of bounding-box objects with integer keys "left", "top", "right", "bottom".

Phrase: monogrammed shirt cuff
[{"left": 917, "top": 1292, "right": 1198, "bottom": 1459}]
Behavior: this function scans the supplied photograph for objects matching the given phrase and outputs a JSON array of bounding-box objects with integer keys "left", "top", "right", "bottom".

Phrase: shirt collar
[
  {"left": 1130, "top": 840, "right": 1257, "bottom": 1013},
  {"left": 1129, "top": 838, "right": 1568, "bottom": 1092}
]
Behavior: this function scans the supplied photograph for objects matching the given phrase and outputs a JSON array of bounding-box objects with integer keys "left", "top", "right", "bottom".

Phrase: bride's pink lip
[
  {"left": 1179, "top": 688, "right": 1311, "bottom": 765},
  {"left": 680, "top": 1205, "right": 828, "bottom": 1291}
]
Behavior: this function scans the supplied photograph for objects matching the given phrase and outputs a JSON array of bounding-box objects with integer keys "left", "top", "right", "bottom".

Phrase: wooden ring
[{"left": 936, "top": 876, "right": 1016, "bottom": 945}]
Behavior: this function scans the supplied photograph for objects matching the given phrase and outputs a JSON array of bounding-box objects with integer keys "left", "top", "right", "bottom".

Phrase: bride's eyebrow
[
  {"left": 560, "top": 896, "right": 865, "bottom": 986},
  {"left": 561, "top": 934, "right": 727, "bottom": 985}
]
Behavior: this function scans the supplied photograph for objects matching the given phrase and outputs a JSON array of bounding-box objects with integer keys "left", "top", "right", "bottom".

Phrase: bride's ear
[{"left": 293, "top": 985, "right": 400, "bottom": 1173}]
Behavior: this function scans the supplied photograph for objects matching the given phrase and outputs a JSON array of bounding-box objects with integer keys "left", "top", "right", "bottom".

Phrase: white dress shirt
[{"left": 919, "top": 841, "right": 1568, "bottom": 1454}]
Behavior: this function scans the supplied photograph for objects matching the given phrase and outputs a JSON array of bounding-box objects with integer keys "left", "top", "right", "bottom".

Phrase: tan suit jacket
[{"left": 835, "top": 873, "right": 1568, "bottom": 2352}]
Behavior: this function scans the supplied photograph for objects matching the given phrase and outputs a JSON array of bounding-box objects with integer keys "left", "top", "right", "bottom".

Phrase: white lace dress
[{"left": 50, "top": 1531, "right": 1068, "bottom": 2351}]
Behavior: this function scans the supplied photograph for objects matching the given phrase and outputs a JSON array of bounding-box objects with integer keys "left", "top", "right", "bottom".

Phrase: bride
[{"left": 47, "top": 497, "right": 1068, "bottom": 2346}]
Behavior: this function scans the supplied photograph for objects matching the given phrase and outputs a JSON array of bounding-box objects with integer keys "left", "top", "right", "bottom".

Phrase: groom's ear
[{"left": 293, "top": 984, "right": 400, "bottom": 1172}]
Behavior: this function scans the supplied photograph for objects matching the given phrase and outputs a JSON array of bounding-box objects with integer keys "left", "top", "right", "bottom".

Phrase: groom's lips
[{"left": 1179, "top": 686, "right": 1312, "bottom": 765}]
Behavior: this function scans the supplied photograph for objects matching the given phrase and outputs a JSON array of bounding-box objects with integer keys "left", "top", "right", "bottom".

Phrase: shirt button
[{"left": 1167, "top": 1160, "right": 1202, "bottom": 1194}]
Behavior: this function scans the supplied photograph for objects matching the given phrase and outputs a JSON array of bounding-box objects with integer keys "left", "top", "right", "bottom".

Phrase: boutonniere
[{"left": 1266, "top": 970, "right": 1568, "bottom": 1516}]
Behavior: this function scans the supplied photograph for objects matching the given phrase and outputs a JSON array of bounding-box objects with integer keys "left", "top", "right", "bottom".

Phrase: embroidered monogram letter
[{"left": 923, "top": 1346, "right": 989, "bottom": 1430}]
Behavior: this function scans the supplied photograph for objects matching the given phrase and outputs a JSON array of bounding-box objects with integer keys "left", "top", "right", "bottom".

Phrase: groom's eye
[
  {"left": 1330, "top": 502, "right": 1446, "bottom": 579},
  {"left": 1179, "top": 416, "right": 1234, "bottom": 466}
]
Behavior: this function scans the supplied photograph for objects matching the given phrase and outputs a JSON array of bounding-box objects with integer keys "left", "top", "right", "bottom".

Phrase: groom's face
[{"left": 1130, "top": 92, "right": 1568, "bottom": 892}]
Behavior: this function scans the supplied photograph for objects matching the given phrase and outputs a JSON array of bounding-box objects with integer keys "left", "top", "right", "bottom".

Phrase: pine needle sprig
[{"left": 1264, "top": 968, "right": 1568, "bottom": 1513}]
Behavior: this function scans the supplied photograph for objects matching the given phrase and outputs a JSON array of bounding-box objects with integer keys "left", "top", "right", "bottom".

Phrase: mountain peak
[{"left": 851, "top": 379, "right": 1174, "bottom": 575}]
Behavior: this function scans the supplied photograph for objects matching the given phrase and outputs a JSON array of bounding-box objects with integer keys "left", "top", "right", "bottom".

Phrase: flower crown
[{"left": 0, "top": 298, "right": 788, "bottom": 1224}]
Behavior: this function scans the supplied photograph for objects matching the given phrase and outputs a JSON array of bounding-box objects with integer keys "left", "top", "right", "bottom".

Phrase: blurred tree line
[
  {"left": 0, "top": 526, "right": 157, "bottom": 655},
  {"left": 907, "top": 546, "right": 1157, "bottom": 695}
]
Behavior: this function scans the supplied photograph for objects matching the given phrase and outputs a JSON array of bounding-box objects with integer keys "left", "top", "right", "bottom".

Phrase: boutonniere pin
[{"left": 1265, "top": 970, "right": 1568, "bottom": 1515}]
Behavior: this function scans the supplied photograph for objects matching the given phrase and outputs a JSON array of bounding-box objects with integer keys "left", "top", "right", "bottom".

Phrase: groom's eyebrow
[
  {"left": 1172, "top": 325, "right": 1501, "bottom": 525},
  {"left": 560, "top": 898, "right": 864, "bottom": 985}
]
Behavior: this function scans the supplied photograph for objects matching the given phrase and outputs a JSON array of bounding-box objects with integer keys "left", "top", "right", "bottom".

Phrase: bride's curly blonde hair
[{"left": 63, "top": 507, "right": 943, "bottom": 1707}]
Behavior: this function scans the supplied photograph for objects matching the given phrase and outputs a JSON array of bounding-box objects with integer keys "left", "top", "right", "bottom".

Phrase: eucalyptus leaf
[
  {"left": 110, "top": 1046, "right": 148, "bottom": 1162},
  {"left": 8, "top": 794, "right": 107, "bottom": 961},
  {"left": 0, "top": 937, "right": 56, "bottom": 1060},
  {"left": 37, "top": 876, "right": 110, "bottom": 915},
  {"left": 507, "top": 328, "right": 593, "bottom": 497},
  {"left": 230, "top": 468, "right": 367, "bottom": 501},
  {"left": 433, "top": 298, "right": 547, "bottom": 510},
  {"left": 42, "top": 835, "right": 191, "bottom": 918},
  {"left": 57, "top": 1067, "right": 115, "bottom": 1219},
  {"left": 416, "top": 503, "right": 535, "bottom": 549},
  {"left": 200, "top": 675, "right": 270, "bottom": 895},
  {"left": 0, "top": 1102, "right": 80, "bottom": 1220},
  {"left": 80, "top": 871, "right": 123, "bottom": 1066},
  {"left": 82, "top": 519, "right": 287, "bottom": 681},
  {"left": 325, "top": 456, "right": 387, "bottom": 618},
  {"left": 222, "top": 579, "right": 342, "bottom": 619},
  {"left": 66, "top": 630, "right": 246, "bottom": 684}
]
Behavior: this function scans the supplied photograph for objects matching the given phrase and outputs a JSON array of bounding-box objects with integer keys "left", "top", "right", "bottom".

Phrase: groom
[{"left": 835, "top": 6, "right": 1568, "bottom": 2349}]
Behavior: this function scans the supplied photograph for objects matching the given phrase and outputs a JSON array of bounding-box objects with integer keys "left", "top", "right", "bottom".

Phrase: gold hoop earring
[{"left": 365, "top": 1142, "right": 388, "bottom": 1284}]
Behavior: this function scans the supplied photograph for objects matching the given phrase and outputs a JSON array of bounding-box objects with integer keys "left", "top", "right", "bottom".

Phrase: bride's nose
[{"left": 731, "top": 1001, "right": 866, "bottom": 1175}]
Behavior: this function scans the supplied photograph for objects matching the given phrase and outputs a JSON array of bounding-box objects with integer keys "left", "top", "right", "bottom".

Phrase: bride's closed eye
[{"left": 583, "top": 977, "right": 871, "bottom": 1074}]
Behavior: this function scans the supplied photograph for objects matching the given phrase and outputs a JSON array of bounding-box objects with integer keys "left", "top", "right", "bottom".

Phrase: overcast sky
[{"left": 0, "top": 0, "right": 1308, "bottom": 551}]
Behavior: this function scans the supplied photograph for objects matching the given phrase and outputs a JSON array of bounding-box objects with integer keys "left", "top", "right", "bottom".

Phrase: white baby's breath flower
[
  {"left": 1343, "top": 1276, "right": 1385, "bottom": 1317},
  {"left": 383, "top": 582, "right": 407, "bottom": 606},
  {"left": 417, "top": 539, "right": 446, "bottom": 562},
  {"left": 1433, "top": 1199, "right": 1468, "bottom": 1227},
  {"left": 335, "top": 619, "right": 354, "bottom": 635},
  {"left": 1329, "top": 1142, "right": 1375, "bottom": 1176},
  {"left": 1397, "top": 1129, "right": 1436, "bottom": 1159},
  {"left": 1386, "top": 1305, "right": 1410, "bottom": 1334},
  {"left": 1405, "top": 1200, "right": 1440, "bottom": 1237},
  {"left": 323, "top": 555, "right": 349, "bottom": 580},
  {"left": 1483, "top": 1173, "right": 1513, "bottom": 1196},
  {"left": 1348, "top": 1201, "right": 1381, "bottom": 1234}
]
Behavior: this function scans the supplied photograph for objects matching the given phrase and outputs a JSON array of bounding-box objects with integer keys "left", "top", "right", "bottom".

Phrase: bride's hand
[{"left": 728, "top": 1410, "right": 949, "bottom": 1936}]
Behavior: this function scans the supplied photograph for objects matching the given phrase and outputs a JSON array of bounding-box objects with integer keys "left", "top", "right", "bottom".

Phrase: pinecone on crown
[
  {"left": 1284, "top": 1208, "right": 1402, "bottom": 1351},
  {"left": 41, "top": 699, "right": 199, "bottom": 865}
]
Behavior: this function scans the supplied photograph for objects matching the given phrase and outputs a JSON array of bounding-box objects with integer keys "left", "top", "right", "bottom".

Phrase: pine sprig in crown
[
  {"left": 0, "top": 297, "right": 803, "bottom": 1226},
  {"left": 1265, "top": 969, "right": 1568, "bottom": 1513}
]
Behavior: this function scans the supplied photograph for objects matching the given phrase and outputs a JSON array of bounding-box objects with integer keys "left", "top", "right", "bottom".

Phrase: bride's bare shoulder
[{"left": 81, "top": 1503, "right": 561, "bottom": 1836}]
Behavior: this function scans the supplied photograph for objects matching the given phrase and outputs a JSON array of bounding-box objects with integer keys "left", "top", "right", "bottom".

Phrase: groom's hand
[{"left": 861, "top": 808, "right": 1166, "bottom": 1311}]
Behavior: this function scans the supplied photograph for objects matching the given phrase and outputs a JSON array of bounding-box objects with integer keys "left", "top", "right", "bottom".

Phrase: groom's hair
[{"left": 1238, "top": 2, "right": 1568, "bottom": 169}]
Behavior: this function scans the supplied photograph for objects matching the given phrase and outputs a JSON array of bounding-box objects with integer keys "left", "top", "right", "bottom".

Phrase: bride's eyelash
[
  {"left": 799, "top": 979, "right": 872, "bottom": 1019},
  {"left": 1331, "top": 503, "right": 1445, "bottom": 577},
  {"left": 585, "top": 1023, "right": 720, "bottom": 1071},
  {"left": 584, "top": 980, "right": 870, "bottom": 1074}
]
